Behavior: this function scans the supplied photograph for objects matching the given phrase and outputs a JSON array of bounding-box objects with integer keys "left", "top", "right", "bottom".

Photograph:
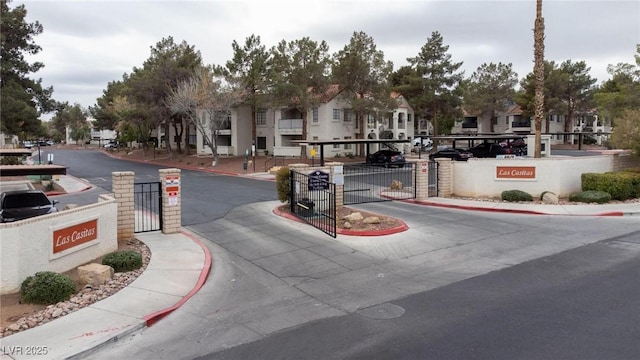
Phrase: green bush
[
  {"left": 276, "top": 166, "right": 291, "bottom": 203},
  {"left": 501, "top": 189, "right": 533, "bottom": 202},
  {"left": 21, "top": 271, "right": 76, "bottom": 305},
  {"left": 568, "top": 190, "right": 612, "bottom": 204},
  {"left": 0, "top": 155, "right": 24, "bottom": 165},
  {"left": 102, "top": 250, "right": 142, "bottom": 272},
  {"left": 622, "top": 168, "right": 640, "bottom": 174},
  {"left": 582, "top": 172, "right": 640, "bottom": 200}
]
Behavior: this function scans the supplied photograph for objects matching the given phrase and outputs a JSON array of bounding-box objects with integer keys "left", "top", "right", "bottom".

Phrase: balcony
[
  {"left": 511, "top": 120, "right": 531, "bottom": 133},
  {"left": 278, "top": 118, "right": 303, "bottom": 135}
]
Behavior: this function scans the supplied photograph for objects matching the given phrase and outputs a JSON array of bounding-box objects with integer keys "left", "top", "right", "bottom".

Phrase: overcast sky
[{"left": 18, "top": 0, "right": 640, "bottom": 119}]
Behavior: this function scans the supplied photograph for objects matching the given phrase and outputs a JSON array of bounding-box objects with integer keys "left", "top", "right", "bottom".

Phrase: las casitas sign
[
  {"left": 496, "top": 166, "right": 536, "bottom": 180},
  {"left": 53, "top": 219, "right": 98, "bottom": 254}
]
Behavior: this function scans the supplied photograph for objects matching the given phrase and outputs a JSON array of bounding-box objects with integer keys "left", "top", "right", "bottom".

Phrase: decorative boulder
[
  {"left": 343, "top": 212, "right": 364, "bottom": 222},
  {"left": 542, "top": 192, "right": 559, "bottom": 205},
  {"left": 78, "top": 263, "right": 114, "bottom": 286},
  {"left": 363, "top": 216, "right": 381, "bottom": 224},
  {"left": 343, "top": 221, "right": 353, "bottom": 229},
  {"left": 390, "top": 180, "right": 404, "bottom": 190}
]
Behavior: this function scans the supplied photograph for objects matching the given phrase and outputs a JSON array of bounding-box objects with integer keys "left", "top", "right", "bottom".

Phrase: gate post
[
  {"left": 413, "top": 159, "right": 429, "bottom": 202},
  {"left": 435, "top": 158, "right": 453, "bottom": 198},
  {"left": 160, "top": 168, "right": 181, "bottom": 234},
  {"left": 112, "top": 171, "right": 135, "bottom": 240},
  {"left": 328, "top": 162, "right": 344, "bottom": 208}
]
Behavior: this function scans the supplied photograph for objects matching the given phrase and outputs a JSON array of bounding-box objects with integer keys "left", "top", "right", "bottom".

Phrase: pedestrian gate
[
  {"left": 134, "top": 181, "right": 162, "bottom": 233},
  {"left": 289, "top": 170, "right": 337, "bottom": 238}
]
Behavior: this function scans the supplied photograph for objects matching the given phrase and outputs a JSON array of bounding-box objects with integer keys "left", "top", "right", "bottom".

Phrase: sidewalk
[{"left": 0, "top": 230, "right": 211, "bottom": 360}]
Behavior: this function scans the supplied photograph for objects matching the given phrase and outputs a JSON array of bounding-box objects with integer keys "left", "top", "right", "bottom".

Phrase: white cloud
[{"left": 16, "top": 0, "right": 640, "bottom": 118}]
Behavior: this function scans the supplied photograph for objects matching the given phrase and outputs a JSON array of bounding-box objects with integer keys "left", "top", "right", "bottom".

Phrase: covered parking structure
[
  {"left": 294, "top": 139, "right": 411, "bottom": 166},
  {"left": 431, "top": 134, "right": 528, "bottom": 150}
]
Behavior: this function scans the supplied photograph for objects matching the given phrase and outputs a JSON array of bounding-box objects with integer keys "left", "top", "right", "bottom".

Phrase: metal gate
[
  {"left": 343, "top": 163, "right": 416, "bottom": 205},
  {"left": 428, "top": 161, "right": 438, "bottom": 197},
  {"left": 134, "top": 181, "right": 162, "bottom": 233},
  {"left": 290, "top": 170, "right": 336, "bottom": 238}
]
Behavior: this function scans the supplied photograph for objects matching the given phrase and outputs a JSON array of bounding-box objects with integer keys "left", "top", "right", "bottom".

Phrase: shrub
[
  {"left": 568, "top": 190, "right": 612, "bottom": 204},
  {"left": 102, "top": 250, "right": 142, "bottom": 272},
  {"left": 0, "top": 155, "right": 24, "bottom": 165},
  {"left": 622, "top": 168, "right": 640, "bottom": 174},
  {"left": 276, "top": 166, "right": 291, "bottom": 203},
  {"left": 21, "top": 271, "right": 76, "bottom": 305},
  {"left": 582, "top": 172, "right": 640, "bottom": 200},
  {"left": 501, "top": 189, "right": 533, "bottom": 202}
]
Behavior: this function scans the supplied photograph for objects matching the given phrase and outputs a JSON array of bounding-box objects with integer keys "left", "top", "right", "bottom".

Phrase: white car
[{"left": 412, "top": 136, "right": 433, "bottom": 150}]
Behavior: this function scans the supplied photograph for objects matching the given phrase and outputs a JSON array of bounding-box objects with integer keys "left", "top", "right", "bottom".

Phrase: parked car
[
  {"left": 468, "top": 142, "right": 515, "bottom": 158},
  {"left": 366, "top": 149, "right": 406, "bottom": 168},
  {"left": 104, "top": 140, "right": 120, "bottom": 149},
  {"left": 429, "top": 148, "right": 474, "bottom": 161},
  {"left": 412, "top": 136, "right": 433, "bottom": 150},
  {"left": 22, "top": 141, "right": 34, "bottom": 149},
  {"left": 0, "top": 190, "right": 58, "bottom": 223}
]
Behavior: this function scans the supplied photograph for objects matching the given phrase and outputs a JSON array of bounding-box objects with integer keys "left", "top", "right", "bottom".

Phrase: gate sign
[
  {"left": 165, "top": 175, "right": 180, "bottom": 195},
  {"left": 308, "top": 170, "right": 329, "bottom": 190}
]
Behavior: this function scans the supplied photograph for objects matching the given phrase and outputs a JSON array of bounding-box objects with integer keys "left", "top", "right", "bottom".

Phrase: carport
[{"left": 294, "top": 139, "right": 411, "bottom": 166}]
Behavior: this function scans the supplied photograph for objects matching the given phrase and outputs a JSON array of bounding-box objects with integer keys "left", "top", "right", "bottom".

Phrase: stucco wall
[
  {"left": 0, "top": 195, "right": 118, "bottom": 294},
  {"left": 452, "top": 155, "right": 611, "bottom": 198}
]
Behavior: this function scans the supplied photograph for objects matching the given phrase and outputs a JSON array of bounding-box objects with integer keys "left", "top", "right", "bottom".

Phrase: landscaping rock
[
  {"left": 363, "top": 216, "right": 381, "bottom": 224},
  {"left": 542, "top": 192, "right": 560, "bottom": 204},
  {"left": 343, "top": 212, "right": 364, "bottom": 222},
  {"left": 78, "top": 263, "right": 114, "bottom": 286}
]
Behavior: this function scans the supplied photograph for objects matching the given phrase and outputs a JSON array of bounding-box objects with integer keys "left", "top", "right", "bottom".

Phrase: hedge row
[{"left": 581, "top": 172, "right": 640, "bottom": 200}]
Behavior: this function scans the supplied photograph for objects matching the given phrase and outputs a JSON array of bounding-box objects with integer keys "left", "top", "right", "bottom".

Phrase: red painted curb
[
  {"left": 142, "top": 230, "right": 212, "bottom": 327},
  {"left": 273, "top": 206, "right": 409, "bottom": 236}
]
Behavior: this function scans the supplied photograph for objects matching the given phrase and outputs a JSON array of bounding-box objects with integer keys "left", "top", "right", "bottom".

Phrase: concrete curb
[
  {"left": 142, "top": 230, "right": 213, "bottom": 327},
  {"left": 273, "top": 205, "right": 409, "bottom": 236}
]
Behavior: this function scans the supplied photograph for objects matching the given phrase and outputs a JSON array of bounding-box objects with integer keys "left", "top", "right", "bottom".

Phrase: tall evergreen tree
[
  {"left": 220, "top": 34, "right": 272, "bottom": 149},
  {"left": 463, "top": 62, "right": 518, "bottom": 125},
  {"left": 270, "top": 37, "right": 331, "bottom": 148},
  {"left": 403, "top": 31, "right": 464, "bottom": 138},
  {"left": 0, "top": 0, "right": 55, "bottom": 137},
  {"left": 332, "top": 31, "right": 395, "bottom": 148},
  {"left": 558, "top": 60, "right": 597, "bottom": 136}
]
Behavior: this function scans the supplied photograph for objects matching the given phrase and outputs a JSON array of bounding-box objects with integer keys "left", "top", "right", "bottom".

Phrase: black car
[
  {"left": 0, "top": 190, "right": 58, "bottom": 223},
  {"left": 366, "top": 149, "right": 406, "bottom": 167},
  {"left": 468, "top": 142, "right": 514, "bottom": 158},
  {"left": 429, "top": 148, "right": 474, "bottom": 161}
]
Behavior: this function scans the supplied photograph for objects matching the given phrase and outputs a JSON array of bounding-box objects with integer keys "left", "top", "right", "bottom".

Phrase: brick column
[
  {"left": 112, "top": 171, "right": 134, "bottom": 240},
  {"left": 329, "top": 162, "right": 344, "bottom": 209},
  {"left": 435, "top": 158, "right": 454, "bottom": 198},
  {"left": 160, "top": 168, "right": 181, "bottom": 234},
  {"left": 412, "top": 159, "right": 429, "bottom": 201}
]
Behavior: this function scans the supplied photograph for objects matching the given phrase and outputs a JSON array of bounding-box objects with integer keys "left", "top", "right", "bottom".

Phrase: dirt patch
[{"left": 0, "top": 238, "right": 148, "bottom": 331}]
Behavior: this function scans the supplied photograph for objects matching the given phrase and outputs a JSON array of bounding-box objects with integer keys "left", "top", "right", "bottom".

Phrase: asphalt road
[{"left": 45, "top": 149, "right": 640, "bottom": 360}]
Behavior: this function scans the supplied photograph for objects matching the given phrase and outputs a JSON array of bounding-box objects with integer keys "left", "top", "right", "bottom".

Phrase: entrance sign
[
  {"left": 53, "top": 219, "right": 98, "bottom": 253},
  {"left": 496, "top": 166, "right": 536, "bottom": 180},
  {"left": 308, "top": 170, "right": 330, "bottom": 190}
]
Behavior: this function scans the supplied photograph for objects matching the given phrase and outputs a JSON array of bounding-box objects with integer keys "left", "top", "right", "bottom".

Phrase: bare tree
[{"left": 166, "top": 68, "right": 241, "bottom": 166}]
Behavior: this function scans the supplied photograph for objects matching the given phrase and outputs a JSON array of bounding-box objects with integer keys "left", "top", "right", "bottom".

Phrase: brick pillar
[
  {"left": 160, "top": 168, "right": 181, "bottom": 234},
  {"left": 412, "top": 159, "right": 429, "bottom": 201},
  {"left": 435, "top": 158, "right": 454, "bottom": 198},
  {"left": 112, "top": 171, "right": 135, "bottom": 240},
  {"left": 329, "top": 162, "right": 344, "bottom": 209}
]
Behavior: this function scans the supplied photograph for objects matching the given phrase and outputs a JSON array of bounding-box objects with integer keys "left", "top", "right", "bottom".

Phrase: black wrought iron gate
[
  {"left": 343, "top": 163, "right": 416, "bottom": 205},
  {"left": 289, "top": 170, "right": 336, "bottom": 238},
  {"left": 134, "top": 181, "right": 162, "bottom": 233}
]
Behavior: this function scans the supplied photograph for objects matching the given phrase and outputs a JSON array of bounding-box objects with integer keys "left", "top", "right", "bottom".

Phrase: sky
[{"left": 16, "top": 0, "right": 640, "bottom": 119}]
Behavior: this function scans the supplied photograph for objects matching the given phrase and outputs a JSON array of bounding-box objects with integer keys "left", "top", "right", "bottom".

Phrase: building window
[
  {"left": 333, "top": 137, "right": 340, "bottom": 149},
  {"left": 256, "top": 110, "right": 267, "bottom": 126},
  {"left": 312, "top": 107, "right": 319, "bottom": 123},
  {"left": 398, "top": 113, "right": 405, "bottom": 129},
  {"left": 344, "top": 136, "right": 352, "bottom": 150},
  {"left": 407, "top": 113, "right": 412, "bottom": 122},
  {"left": 344, "top": 109, "right": 352, "bottom": 122},
  {"left": 333, "top": 109, "right": 340, "bottom": 121},
  {"left": 367, "top": 114, "right": 375, "bottom": 127}
]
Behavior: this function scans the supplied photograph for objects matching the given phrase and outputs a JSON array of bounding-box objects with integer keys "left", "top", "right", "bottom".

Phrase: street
[{"left": 45, "top": 149, "right": 640, "bottom": 359}]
